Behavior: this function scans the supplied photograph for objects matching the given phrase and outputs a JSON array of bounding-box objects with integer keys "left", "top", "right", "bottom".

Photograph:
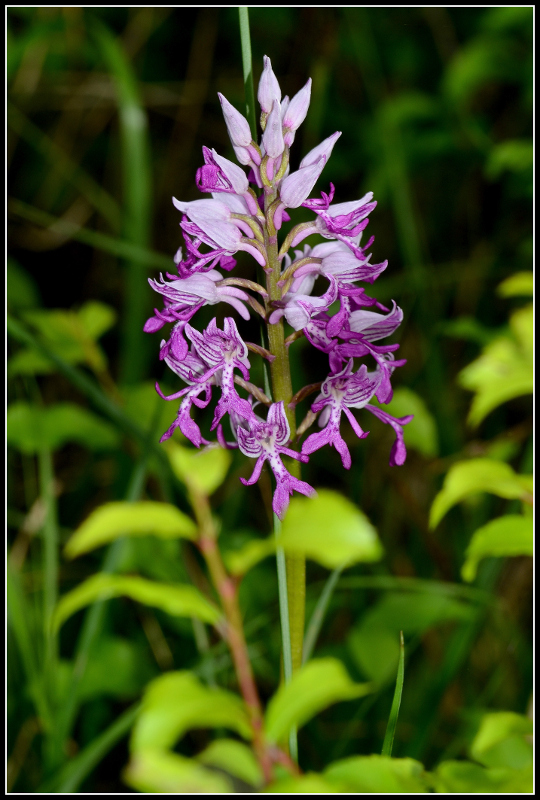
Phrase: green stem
[{"left": 263, "top": 183, "right": 304, "bottom": 764}]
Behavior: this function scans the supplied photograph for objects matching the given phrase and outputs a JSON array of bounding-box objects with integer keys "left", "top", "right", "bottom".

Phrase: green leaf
[
  {"left": 443, "top": 37, "right": 519, "bottom": 108},
  {"left": 462, "top": 515, "right": 533, "bottom": 581},
  {"left": 7, "top": 258, "right": 41, "bottom": 310},
  {"left": 124, "top": 749, "right": 232, "bottom": 794},
  {"left": 121, "top": 382, "right": 176, "bottom": 437},
  {"left": 164, "top": 440, "right": 232, "bottom": 496},
  {"left": 277, "top": 490, "right": 383, "bottom": 569},
  {"left": 77, "top": 300, "right": 117, "bottom": 340},
  {"left": 324, "top": 755, "right": 428, "bottom": 793},
  {"left": 131, "top": 671, "right": 252, "bottom": 752},
  {"left": 432, "top": 760, "right": 532, "bottom": 793},
  {"left": 8, "top": 303, "right": 116, "bottom": 376},
  {"left": 497, "top": 272, "right": 533, "bottom": 298},
  {"left": 379, "top": 388, "right": 438, "bottom": 458},
  {"left": 197, "top": 740, "right": 263, "bottom": 788},
  {"left": 485, "top": 140, "right": 533, "bottom": 180},
  {"left": 429, "top": 459, "right": 533, "bottom": 529},
  {"left": 263, "top": 774, "right": 340, "bottom": 793},
  {"left": 264, "top": 657, "right": 372, "bottom": 744},
  {"left": 458, "top": 314, "right": 532, "bottom": 426},
  {"left": 470, "top": 712, "right": 533, "bottom": 770},
  {"left": 53, "top": 574, "right": 220, "bottom": 631},
  {"left": 7, "top": 402, "right": 120, "bottom": 454},
  {"left": 348, "top": 593, "right": 473, "bottom": 683},
  {"left": 65, "top": 501, "right": 197, "bottom": 558},
  {"left": 223, "top": 538, "right": 275, "bottom": 576},
  {"left": 65, "top": 636, "right": 155, "bottom": 703}
]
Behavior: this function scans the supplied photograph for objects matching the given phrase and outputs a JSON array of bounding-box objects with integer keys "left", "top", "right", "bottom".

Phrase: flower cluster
[{"left": 146, "top": 56, "right": 413, "bottom": 519}]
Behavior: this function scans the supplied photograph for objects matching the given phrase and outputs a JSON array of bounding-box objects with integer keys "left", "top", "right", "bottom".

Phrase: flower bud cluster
[{"left": 145, "top": 57, "right": 412, "bottom": 519}]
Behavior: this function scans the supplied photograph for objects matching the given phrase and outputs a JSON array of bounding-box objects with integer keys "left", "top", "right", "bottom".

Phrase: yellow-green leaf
[
  {"left": 432, "top": 760, "right": 532, "bottom": 793},
  {"left": 53, "top": 574, "right": 220, "bottom": 631},
  {"left": 264, "top": 657, "right": 372, "bottom": 744},
  {"left": 462, "top": 515, "right": 533, "bottom": 581},
  {"left": 65, "top": 501, "right": 197, "bottom": 558},
  {"left": 497, "top": 272, "right": 533, "bottom": 298},
  {"left": 429, "top": 459, "right": 532, "bottom": 529},
  {"left": 224, "top": 538, "right": 275, "bottom": 576},
  {"left": 277, "top": 490, "right": 383, "bottom": 569},
  {"left": 131, "top": 671, "right": 252, "bottom": 752},
  {"left": 470, "top": 712, "right": 533, "bottom": 770},
  {"left": 124, "top": 749, "right": 232, "bottom": 794},
  {"left": 164, "top": 440, "right": 231, "bottom": 496},
  {"left": 263, "top": 774, "right": 340, "bottom": 793},
  {"left": 375, "top": 388, "right": 438, "bottom": 458},
  {"left": 324, "top": 755, "right": 429, "bottom": 793},
  {"left": 197, "top": 740, "right": 263, "bottom": 788},
  {"left": 7, "top": 402, "right": 119, "bottom": 454}
]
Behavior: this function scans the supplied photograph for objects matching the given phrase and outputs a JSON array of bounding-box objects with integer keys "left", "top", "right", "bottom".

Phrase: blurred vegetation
[{"left": 7, "top": 7, "right": 532, "bottom": 793}]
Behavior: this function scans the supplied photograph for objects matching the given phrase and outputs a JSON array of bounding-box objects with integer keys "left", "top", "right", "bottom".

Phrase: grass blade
[
  {"left": 238, "top": 7, "right": 257, "bottom": 137},
  {"left": 381, "top": 631, "right": 405, "bottom": 757},
  {"left": 8, "top": 198, "right": 171, "bottom": 269},
  {"left": 303, "top": 565, "right": 343, "bottom": 664},
  {"left": 93, "top": 20, "right": 152, "bottom": 384},
  {"left": 44, "top": 703, "right": 140, "bottom": 793},
  {"left": 8, "top": 101, "right": 121, "bottom": 230}
]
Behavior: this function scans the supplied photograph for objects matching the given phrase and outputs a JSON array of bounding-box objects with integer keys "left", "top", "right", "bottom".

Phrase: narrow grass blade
[
  {"left": 7, "top": 562, "right": 51, "bottom": 728},
  {"left": 303, "top": 565, "right": 344, "bottom": 664},
  {"left": 8, "top": 198, "right": 171, "bottom": 269},
  {"left": 44, "top": 703, "right": 140, "bottom": 793},
  {"left": 382, "top": 631, "right": 405, "bottom": 756},
  {"left": 92, "top": 20, "right": 152, "bottom": 384},
  {"left": 238, "top": 7, "right": 257, "bottom": 137},
  {"left": 8, "top": 102, "right": 121, "bottom": 230},
  {"left": 51, "top": 394, "right": 166, "bottom": 754}
]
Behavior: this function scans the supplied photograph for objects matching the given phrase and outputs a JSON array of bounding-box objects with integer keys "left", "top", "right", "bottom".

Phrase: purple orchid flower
[
  {"left": 301, "top": 361, "right": 380, "bottom": 468},
  {"left": 143, "top": 269, "right": 251, "bottom": 338},
  {"left": 237, "top": 402, "right": 315, "bottom": 519},
  {"left": 268, "top": 273, "right": 339, "bottom": 330},
  {"left": 185, "top": 317, "right": 254, "bottom": 429},
  {"left": 302, "top": 360, "right": 413, "bottom": 468},
  {"left": 146, "top": 57, "right": 413, "bottom": 513},
  {"left": 156, "top": 346, "right": 214, "bottom": 448}
]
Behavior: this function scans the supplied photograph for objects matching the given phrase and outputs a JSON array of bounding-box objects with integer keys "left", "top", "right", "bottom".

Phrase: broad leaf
[
  {"left": 264, "top": 657, "right": 372, "bottom": 744},
  {"left": 432, "top": 760, "right": 532, "bottom": 793},
  {"left": 470, "top": 712, "right": 533, "bottom": 770},
  {"left": 324, "top": 755, "right": 428, "bottom": 793},
  {"left": 197, "top": 740, "right": 263, "bottom": 788},
  {"left": 277, "top": 490, "right": 383, "bottom": 569},
  {"left": 65, "top": 501, "right": 197, "bottom": 558},
  {"left": 124, "top": 749, "right": 232, "bottom": 794},
  {"left": 263, "top": 774, "right": 339, "bottom": 793},
  {"left": 376, "top": 388, "right": 438, "bottom": 458},
  {"left": 458, "top": 306, "right": 532, "bottom": 426},
  {"left": 53, "top": 574, "right": 220, "bottom": 631},
  {"left": 224, "top": 538, "right": 275, "bottom": 576},
  {"left": 429, "top": 459, "right": 532, "bottom": 529},
  {"left": 9, "top": 302, "right": 115, "bottom": 375},
  {"left": 348, "top": 592, "right": 473, "bottom": 682},
  {"left": 7, "top": 402, "right": 119, "bottom": 454},
  {"left": 497, "top": 272, "right": 533, "bottom": 298},
  {"left": 131, "top": 671, "right": 252, "bottom": 752},
  {"left": 164, "top": 440, "right": 231, "bottom": 496},
  {"left": 56, "top": 636, "right": 155, "bottom": 703},
  {"left": 462, "top": 515, "right": 533, "bottom": 581}
]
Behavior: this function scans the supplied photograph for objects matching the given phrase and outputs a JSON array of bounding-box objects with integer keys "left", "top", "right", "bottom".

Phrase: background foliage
[{"left": 7, "top": 7, "right": 532, "bottom": 793}]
